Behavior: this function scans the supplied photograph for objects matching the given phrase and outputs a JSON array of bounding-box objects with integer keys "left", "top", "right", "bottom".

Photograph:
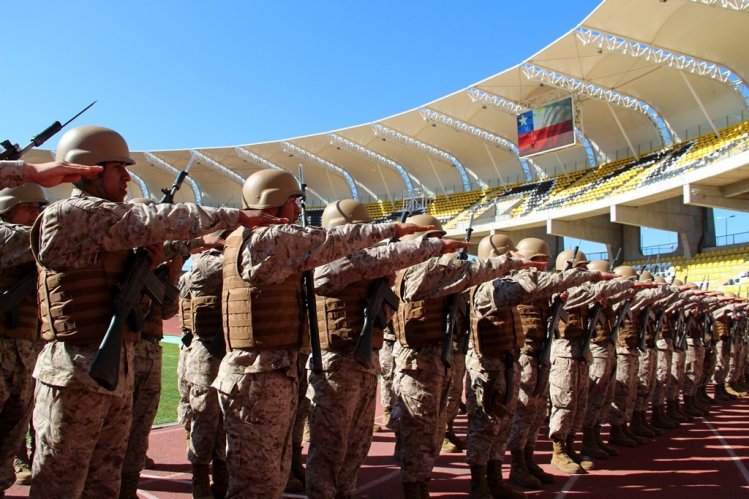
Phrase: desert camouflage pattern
[
  {"left": 636, "top": 347, "right": 658, "bottom": 412},
  {"left": 608, "top": 347, "right": 639, "bottom": 425},
  {"left": 506, "top": 349, "right": 548, "bottom": 451},
  {"left": 177, "top": 274, "right": 193, "bottom": 431},
  {"left": 0, "top": 223, "right": 36, "bottom": 268},
  {"left": 668, "top": 349, "right": 687, "bottom": 402},
  {"left": 444, "top": 343, "right": 466, "bottom": 427},
  {"left": 683, "top": 338, "right": 706, "bottom": 397},
  {"left": 584, "top": 341, "right": 617, "bottom": 428},
  {"left": 187, "top": 339, "right": 225, "bottom": 465},
  {"left": 652, "top": 338, "right": 673, "bottom": 407},
  {"left": 379, "top": 330, "right": 397, "bottom": 414},
  {"left": 0, "top": 161, "right": 24, "bottom": 188}
]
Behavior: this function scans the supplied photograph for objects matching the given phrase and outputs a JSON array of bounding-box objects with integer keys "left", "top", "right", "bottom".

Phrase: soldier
[
  {"left": 0, "top": 184, "right": 47, "bottom": 494},
  {"left": 377, "top": 324, "right": 397, "bottom": 431},
  {"left": 306, "top": 200, "right": 459, "bottom": 499},
  {"left": 212, "top": 170, "right": 434, "bottom": 498},
  {"left": 0, "top": 159, "right": 101, "bottom": 189},
  {"left": 711, "top": 293, "right": 740, "bottom": 401},
  {"left": 177, "top": 271, "right": 195, "bottom": 448},
  {"left": 29, "top": 125, "right": 284, "bottom": 498},
  {"left": 665, "top": 280, "right": 696, "bottom": 423},
  {"left": 467, "top": 236, "right": 604, "bottom": 497},
  {"left": 389, "top": 216, "right": 539, "bottom": 498}
]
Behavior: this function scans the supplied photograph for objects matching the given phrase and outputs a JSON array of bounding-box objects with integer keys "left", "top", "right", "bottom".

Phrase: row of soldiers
[{"left": 0, "top": 125, "right": 746, "bottom": 499}]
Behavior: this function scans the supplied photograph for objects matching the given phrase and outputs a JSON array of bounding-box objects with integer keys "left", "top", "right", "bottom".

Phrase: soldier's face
[
  {"left": 281, "top": 195, "right": 302, "bottom": 222},
  {"left": 100, "top": 162, "right": 131, "bottom": 202},
  {"left": 9, "top": 202, "right": 42, "bottom": 226}
]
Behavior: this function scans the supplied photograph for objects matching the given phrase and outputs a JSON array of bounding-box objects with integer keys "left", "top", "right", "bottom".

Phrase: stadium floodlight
[
  {"left": 128, "top": 171, "right": 150, "bottom": 199},
  {"left": 371, "top": 124, "right": 485, "bottom": 191},
  {"left": 281, "top": 142, "right": 373, "bottom": 201},
  {"left": 466, "top": 87, "right": 608, "bottom": 166},
  {"left": 235, "top": 147, "right": 328, "bottom": 204},
  {"left": 520, "top": 63, "right": 677, "bottom": 147},
  {"left": 191, "top": 150, "right": 245, "bottom": 185},
  {"left": 687, "top": 0, "right": 749, "bottom": 11},
  {"left": 576, "top": 27, "right": 749, "bottom": 105},
  {"left": 328, "top": 133, "right": 436, "bottom": 197},
  {"left": 143, "top": 152, "right": 202, "bottom": 204}
]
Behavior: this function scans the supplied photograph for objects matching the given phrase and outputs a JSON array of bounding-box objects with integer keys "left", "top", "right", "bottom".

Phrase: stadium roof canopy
[{"left": 36, "top": 0, "right": 749, "bottom": 207}]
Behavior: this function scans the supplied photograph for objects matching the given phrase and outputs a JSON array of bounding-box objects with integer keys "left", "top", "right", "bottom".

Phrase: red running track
[{"left": 7, "top": 389, "right": 748, "bottom": 498}]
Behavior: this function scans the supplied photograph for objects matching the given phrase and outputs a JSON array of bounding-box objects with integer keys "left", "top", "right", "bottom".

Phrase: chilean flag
[{"left": 517, "top": 97, "right": 575, "bottom": 157}]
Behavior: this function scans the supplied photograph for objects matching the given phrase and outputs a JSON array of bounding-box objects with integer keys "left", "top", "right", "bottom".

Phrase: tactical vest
[
  {"left": 222, "top": 227, "right": 303, "bottom": 351},
  {"left": 0, "top": 263, "right": 38, "bottom": 341},
  {"left": 557, "top": 304, "right": 588, "bottom": 340},
  {"left": 192, "top": 295, "right": 222, "bottom": 338},
  {"left": 392, "top": 270, "right": 447, "bottom": 349},
  {"left": 469, "top": 286, "right": 522, "bottom": 356},
  {"left": 590, "top": 306, "right": 615, "bottom": 344},
  {"left": 617, "top": 315, "right": 640, "bottom": 349},
  {"left": 714, "top": 317, "right": 729, "bottom": 340},
  {"left": 179, "top": 297, "right": 193, "bottom": 333},
  {"left": 316, "top": 279, "right": 385, "bottom": 351},
  {"left": 660, "top": 312, "right": 675, "bottom": 340},
  {"left": 516, "top": 302, "right": 548, "bottom": 352},
  {"left": 141, "top": 302, "right": 164, "bottom": 339}
]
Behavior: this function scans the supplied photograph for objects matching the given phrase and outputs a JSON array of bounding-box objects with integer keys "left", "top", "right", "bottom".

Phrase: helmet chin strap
[{"left": 74, "top": 172, "right": 107, "bottom": 200}]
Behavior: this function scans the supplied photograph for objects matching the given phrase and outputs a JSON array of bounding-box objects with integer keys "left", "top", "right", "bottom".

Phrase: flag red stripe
[{"left": 518, "top": 119, "right": 574, "bottom": 156}]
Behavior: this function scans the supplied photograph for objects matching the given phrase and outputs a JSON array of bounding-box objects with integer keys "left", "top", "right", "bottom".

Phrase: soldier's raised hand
[
  {"left": 239, "top": 209, "right": 289, "bottom": 228},
  {"left": 23, "top": 161, "right": 103, "bottom": 187},
  {"left": 439, "top": 239, "right": 471, "bottom": 254},
  {"left": 393, "top": 222, "right": 437, "bottom": 238}
]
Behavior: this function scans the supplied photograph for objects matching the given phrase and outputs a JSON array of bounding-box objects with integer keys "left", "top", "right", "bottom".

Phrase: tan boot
[
  {"left": 565, "top": 435, "right": 593, "bottom": 470},
  {"left": 581, "top": 427, "right": 609, "bottom": 460},
  {"left": 550, "top": 439, "right": 582, "bottom": 474},
  {"left": 508, "top": 449, "right": 541, "bottom": 490},
  {"left": 594, "top": 424, "right": 619, "bottom": 457},
  {"left": 119, "top": 471, "right": 140, "bottom": 499},
  {"left": 609, "top": 424, "right": 636, "bottom": 447},
  {"left": 651, "top": 405, "right": 676, "bottom": 430},
  {"left": 212, "top": 459, "right": 228, "bottom": 499},
  {"left": 192, "top": 463, "right": 213, "bottom": 499},
  {"left": 382, "top": 406, "right": 394, "bottom": 429},
  {"left": 469, "top": 465, "right": 493, "bottom": 499},
  {"left": 725, "top": 383, "right": 742, "bottom": 398},
  {"left": 487, "top": 460, "right": 526, "bottom": 498},
  {"left": 524, "top": 445, "right": 554, "bottom": 484},
  {"left": 441, "top": 436, "right": 459, "bottom": 454},
  {"left": 630, "top": 411, "right": 655, "bottom": 438},
  {"left": 13, "top": 456, "right": 32, "bottom": 485},
  {"left": 666, "top": 400, "right": 688, "bottom": 423}
]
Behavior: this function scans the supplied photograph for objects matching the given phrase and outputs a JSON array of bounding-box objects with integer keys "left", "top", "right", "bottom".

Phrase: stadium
[{"left": 9, "top": 0, "right": 749, "bottom": 497}]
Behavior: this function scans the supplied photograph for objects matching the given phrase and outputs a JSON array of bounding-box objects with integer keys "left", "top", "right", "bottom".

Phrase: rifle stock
[
  {"left": 441, "top": 212, "right": 474, "bottom": 368},
  {"left": 0, "top": 274, "right": 36, "bottom": 328}
]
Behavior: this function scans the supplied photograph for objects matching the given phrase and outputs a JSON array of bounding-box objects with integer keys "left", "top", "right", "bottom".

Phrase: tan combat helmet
[
  {"left": 242, "top": 169, "right": 302, "bottom": 209},
  {"left": 587, "top": 260, "right": 609, "bottom": 273},
  {"left": 516, "top": 237, "right": 549, "bottom": 261},
  {"left": 55, "top": 125, "right": 134, "bottom": 166},
  {"left": 639, "top": 270, "right": 654, "bottom": 282},
  {"left": 402, "top": 214, "right": 446, "bottom": 240},
  {"left": 613, "top": 265, "right": 638, "bottom": 280},
  {"left": 321, "top": 199, "right": 372, "bottom": 228},
  {"left": 0, "top": 184, "right": 48, "bottom": 217},
  {"left": 477, "top": 234, "right": 516, "bottom": 258},
  {"left": 555, "top": 249, "right": 589, "bottom": 271},
  {"left": 654, "top": 276, "right": 667, "bottom": 284},
  {"left": 672, "top": 279, "right": 684, "bottom": 286}
]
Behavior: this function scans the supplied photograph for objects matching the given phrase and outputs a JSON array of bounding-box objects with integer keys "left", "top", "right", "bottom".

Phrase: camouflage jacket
[{"left": 0, "top": 160, "right": 25, "bottom": 188}]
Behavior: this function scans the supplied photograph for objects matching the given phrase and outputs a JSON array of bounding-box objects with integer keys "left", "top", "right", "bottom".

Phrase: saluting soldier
[
  {"left": 177, "top": 271, "right": 195, "bottom": 444},
  {"left": 213, "top": 170, "right": 433, "bottom": 498},
  {"left": 29, "top": 125, "right": 284, "bottom": 498},
  {"left": 0, "top": 184, "right": 47, "bottom": 494},
  {"left": 0, "top": 160, "right": 101, "bottom": 189}
]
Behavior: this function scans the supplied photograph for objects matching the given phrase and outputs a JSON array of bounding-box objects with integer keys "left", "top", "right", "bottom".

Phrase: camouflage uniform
[
  {"left": 0, "top": 161, "right": 25, "bottom": 189},
  {"left": 634, "top": 287, "right": 672, "bottom": 414},
  {"left": 177, "top": 272, "right": 193, "bottom": 432},
  {"left": 184, "top": 249, "right": 227, "bottom": 468},
  {"left": 378, "top": 327, "right": 397, "bottom": 420},
  {"left": 30, "top": 193, "right": 245, "bottom": 498},
  {"left": 711, "top": 305, "right": 734, "bottom": 388},
  {"left": 391, "top": 253, "right": 524, "bottom": 486},
  {"left": 0, "top": 222, "right": 38, "bottom": 492},
  {"left": 306, "top": 239, "right": 441, "bottom": 499},
  {"left": 583, "top": 304, "right": 617, "bottom": 429},
  {"left": 469, "top": 268, "right": 596, "bottom": 466},
  {"left": 213, "top": 222, "right": 400, "bottom": 499}
]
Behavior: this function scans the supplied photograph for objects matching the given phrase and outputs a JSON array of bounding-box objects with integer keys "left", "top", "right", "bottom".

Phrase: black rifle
[
  {"left": 298, "top": 165, "right": 323, "bottom": 374},
  {"left": 441, "top": 211, "right": 474, "bottom": 368},
  {"left": 1, "top": 102, "right": 96, "bottom": 160},
  {"left": 0, "top": 273, "right": 36, "bottom": 328},
  {"left": 610, "top": 299, "right": 632, "bottom": 347},
  {"left": 89, "top": 164, "right": 191, "bottom": 390},
  {"left": 583, "top": 301, "right": 605, "bottom": 358},
  {"left": 637, "top": 306, "right": 655, "bottom": 352},
  {"left": 677, "top": 313, "right": 693, "bottom": 351},
  {"left": 352, "top": 209, "right": 409, "bottom": 367}
]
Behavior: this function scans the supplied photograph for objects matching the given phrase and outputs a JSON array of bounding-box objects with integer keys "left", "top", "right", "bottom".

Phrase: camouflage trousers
[
  {"left": 703, "top": 344, "right": 717, "bottom": 387},
  {"left": 186, "top": 338, "right": 225, "bottom": 465},
  {"left": 584, "top": 342, "right": 616, "bottom": 428},
  {"left": 306, "top": 355, "right": 378, "bottom": 499},
  {"left": 608, "top": 347, "right": 638, "bottom": 426},
  {"left": 635, "top": 347, "right": 657, "bottom": 412},
  {"left": 507, "top": 350, "right": 548, "bottom": 452},
  {"left": 728, "top": 341, "right": 746, "bottom": 383},
  {"left": 445, "top": 343, "right": 466, "bottom": 425},
  {"left": 651, "top": 339, "right": 673, "bottom": 407},
  {"left": 465, "top": 349, "right": 519, "bottom": 466},
  {"left": 122, "top": 337, "right": 162, "bottom": 474},
  {"left": 31, "top": 377, "right": 133, "bottom": 498},
  {"left": 379, "top": 339, "right": 397, "bottom": 412},
  {"left": 217, "top": 367, "right": 298, "bottom": 499},
  {"left": 548, "top": 340, "right": 588, "bottom": 441},
  {"left": 667, "top": 348, "right": 686, "bottom": 402},
  {"left": 683, "top": 340, "right": 705, "bottom": 397},
  {"left": 711, "top": 339, "right": 731, "bottom": 385},
  {"left": 0, "top": 338, "right": 35, "bottom": 491},
  {"left": 393, "top": 343, "right": 451, "bottom": 483},
  {"left": 177, "top": 341, "right": 193, "bottom": 431},
  {"left": 293, "top": 352, "right": 310, "bottom": 447}
]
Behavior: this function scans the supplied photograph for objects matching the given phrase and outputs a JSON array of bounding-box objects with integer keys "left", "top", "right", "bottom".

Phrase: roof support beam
[
  {"left": 371, "top": 124, "right": 483, "bottom": 191},
  {"left": 143, "top": 152, "right": 201, "bottom": 204},
  {"left": 281, "top": 142, "right": 375, "bottom": 201},
  {"left": 683, "top": 182, "right": 749, "bottom": 212},
  {"left": 128, "top": 171, "right": 150, "bottom": 199},
  {"left": 687, "top": 0, "right": 749, "bottom": 12},
  {"left": 521, "top": 63, "right": 678, "bottom": 146},
  {"left": 234, "top": 147, "right": 328, "bottom": 204},
  {"left": 191, "top": 151, "right": 245, "bottom": 185},
  {"left": 576, "top": 26, "right": 749, "bottom": 105}
]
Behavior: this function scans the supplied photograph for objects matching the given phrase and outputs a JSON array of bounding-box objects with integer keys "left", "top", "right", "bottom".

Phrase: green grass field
[{"left": 155, "top": 341, "right": 180, "bottom": 425}]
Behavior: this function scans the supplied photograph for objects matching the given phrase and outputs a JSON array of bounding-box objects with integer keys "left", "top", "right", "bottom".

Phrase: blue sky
[{"left": 2, "top": 1, "right": 745, "bottom": 254}]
